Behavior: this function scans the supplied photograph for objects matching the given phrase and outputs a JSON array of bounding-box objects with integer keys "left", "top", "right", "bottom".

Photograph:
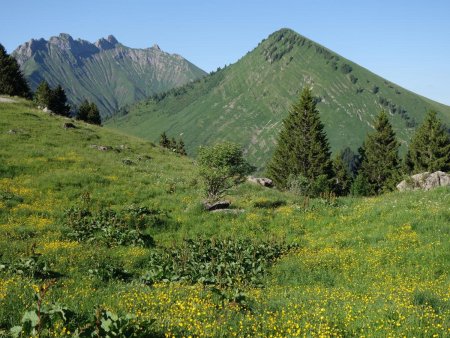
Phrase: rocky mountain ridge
[{"left": 13, "top": 33, "right": 206, "bottom": 116}]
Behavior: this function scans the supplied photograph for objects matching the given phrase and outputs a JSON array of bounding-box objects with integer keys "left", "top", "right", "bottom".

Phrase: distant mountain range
[
  {"left": 106, "top": 28, "right": 450, "bottom": 169},
  {"left": 13, "top": 33, "right": 206, "bottom": 117}
]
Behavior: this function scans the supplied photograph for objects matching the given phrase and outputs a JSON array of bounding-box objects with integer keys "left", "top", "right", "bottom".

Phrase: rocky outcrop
[
  {"left": 397, "top": 171, "right": 450, "bottom": 191},
  {"left": 203, "top": 200, "right": 231, "bottom": 211},
  {"left": 247, "top": 176, "right": 273, "bottom": 188}
]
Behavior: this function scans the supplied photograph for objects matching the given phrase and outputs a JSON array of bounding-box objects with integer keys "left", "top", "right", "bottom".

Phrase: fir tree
[
  {"left": 170, "top": 137, "right": 177, "bottom": 151},
  {"left": 350, "top": 173, "right": 373, "bottom": 196},
  {"left": 48, "top": 85, "right": 70, "bottom": 116},
  {"left": 176, "top": 138, "right": 187, "bottom": 156},
  {"left": 86, "top": 102, "right": 101, "bottom": 125},
  {"left": 159, "top": 132, "right": 171, "bottom": 149},
  {"left": 340, "top": 147, "right": 360, "bottom": 177},
  {"left": 267, "top": 87, "right": 332, "bottom": 189},
  {"left": 359, "top": 111, "right": 401, "bottom": 194},
  {"left": 77, "top": 99, "right": 90, "bottom": 122},
  {"left": 34, "top": 80, "right": 52, "bottom": 108},
  {"left": 406, "top": 110, "right": 450, "bottom": 173},
  {"left": 332, "top": 151, "right": 352, "bottom": 196},
  {"left": 0, "top": 43, "right": 31, "bottom": 98},
  {"left": 77, "top": 100, "right": 101, "bottom": 125}
]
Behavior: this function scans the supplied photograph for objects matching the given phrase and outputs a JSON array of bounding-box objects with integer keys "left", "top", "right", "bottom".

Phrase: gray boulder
[
  {"left": 203, "top": 200, "right": 231, "bottom": 211},
  {"left": 248, "top": 176, "right": 273, "bottom": 188},
  {"left": 397, "top": 171, "right": 450, "bottom": 191}
]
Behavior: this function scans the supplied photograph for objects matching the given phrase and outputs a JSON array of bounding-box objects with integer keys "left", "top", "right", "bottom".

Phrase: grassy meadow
[{"left": 0, "top": 98, "right": 449, "bottom": 337}]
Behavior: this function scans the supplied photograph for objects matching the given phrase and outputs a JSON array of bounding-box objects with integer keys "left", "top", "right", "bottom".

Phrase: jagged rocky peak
[
  {"left": 152, "top": 44, "right": 161, "bottom": 51},
  {"left": 107, "top": 35, "right": 119, "bottom": 45},
  {"left": 13, "top": 38, "right": 47, "bottom": 60},
  {"left": 48, "top": 33, "right": 76, "bottom": 50},
  {"left": 95, "top": 35, "right": 119, "bottom": 50}
]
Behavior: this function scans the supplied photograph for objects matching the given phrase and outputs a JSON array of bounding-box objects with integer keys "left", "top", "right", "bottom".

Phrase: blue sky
[{"left": 2, "top": 0, "right": 449, "bottom": 105}]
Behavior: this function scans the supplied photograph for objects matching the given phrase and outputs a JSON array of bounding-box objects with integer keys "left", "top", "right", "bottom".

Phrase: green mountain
[
  {"left": 12, "top": 33, "right": 206, "bottom": 117},
  {"left": 106, "top": 28, "right": 450, "bottom": 169}
]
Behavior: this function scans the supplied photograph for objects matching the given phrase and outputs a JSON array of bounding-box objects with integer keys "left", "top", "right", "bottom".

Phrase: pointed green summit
[{"left": 106, "top": 28, "right": 450, "bottom": 169}]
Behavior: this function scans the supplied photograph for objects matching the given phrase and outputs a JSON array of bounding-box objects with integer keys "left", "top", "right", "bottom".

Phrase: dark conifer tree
[
  {"left": 0, "top": 43, "right": 31, "bottom": 98},
  {"left": 340, "top": 147, "right": 360, "bottom": 177},
  {"left": 405, "top": 110, "right": 450, "bottom": 173},
  {"left": 332, "top": 152, "right": 352, "bottom": 196},
  {"left": 48, "top": 85, "right": 70, "bottom": 116},
  {"left": 358, "top": 111, "right": 401, "bottom": 194},
  {"left": 176, "top": 138, "right": 187, "bottom": 156},
  {"left": 267, "top": 87, "right": 332, "bottom": 188},
  {"left": 34, "top": 80, "right": 52, "bottom": 107},
  {"left": 77, "top": 99, "right": 101, "bottom": 125},
  {"left": 159, "top": 132, "right": 170, "bottom": 149},
  {"left": 86, "top": 102, "right": 101, "bottom": 125},
  {"left": 77, "top": 99, "right": 90, "bottom": 121},
  {"left": 170, "top": 137, "right": 177, "bottom": 151}
]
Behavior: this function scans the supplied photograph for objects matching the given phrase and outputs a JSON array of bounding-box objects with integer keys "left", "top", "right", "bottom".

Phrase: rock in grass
[
  {"left": 63, "top": 122, "right": 76, "bottom": 129},
  {"left": 397, "top": 171, "right": 450, "bottom": 191},
  {"left": 248, "top": 176, "right": 274, "bottom": 187},
  {"left": 90, "top": 144, "right": 111, "bottom": 151},
  {"left": 203, "top": 200, "right": 231, "bottom": 211}
]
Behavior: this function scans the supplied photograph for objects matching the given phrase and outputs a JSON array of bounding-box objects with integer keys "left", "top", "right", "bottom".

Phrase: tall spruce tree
[
  {"left": 332, "top": 151, "right": 352, "bottom": 196},
  {"left": 77, "top": 100, "right": 101, "bottom": 125},
  {"left": 159, "top": 132, "right": 171, "bottom": 149},
  {"left": 267, "top": 87, "right": 332, "bottom": 189},
  {"left": 0, "top": 43, "right": 31, "bottom": 98},
  {"left": 359, "top": 111, "right": 401, "bottom": 194},
  {"left": 405, "top": 110, "right": 450, "bottom": 173},
  {"left": 34, "top": 80, "right": 52, "bottom": 107},
  {"left": 169, "top": 137, "right": 177, "bottom": 151},
  {"left": 48, "top": 85, "right": 71, "bottom": 117},
  {"left": 176, "top": 138, "right": 187, "bottom": 156}
]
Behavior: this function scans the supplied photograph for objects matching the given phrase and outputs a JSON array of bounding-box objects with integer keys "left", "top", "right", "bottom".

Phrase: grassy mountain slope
[
  {"left": 13, "top": 34, "right": 206, "bottom": 117},
  {"left": 107, "top": 28, "right": 450, "bottom": 169},
  {"left": 1, "top": 98, "right": 449, "bottom": 336}
]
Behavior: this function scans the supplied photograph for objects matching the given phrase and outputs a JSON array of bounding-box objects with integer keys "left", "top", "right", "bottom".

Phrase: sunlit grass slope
[{"left": 0, "top": 98, "right": 449, "bottom": 336}]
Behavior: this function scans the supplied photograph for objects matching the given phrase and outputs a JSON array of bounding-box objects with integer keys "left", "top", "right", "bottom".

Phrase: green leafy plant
[
  {"left": 0, "top": 247, "right": 60, "bottom": 280},
  {"left": 141, "top": 238, "right": 297, "bottom": 288},
  {"left": 210, "top": 287, "right": 254, "bottom": 312},
  {"left": 11, "top": 281, "right": 76, "bottom": 338},
  {"left": 75, "top": 308, "right": 157, "bottom": 337},
  {"left": 63, "top": 203, "right": 164, "bottom": 247}
]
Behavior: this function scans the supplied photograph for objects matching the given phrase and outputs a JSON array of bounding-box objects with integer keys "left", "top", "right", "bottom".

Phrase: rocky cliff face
[{"left": 13, "top": 33, "right": 206, "bottom": 117}]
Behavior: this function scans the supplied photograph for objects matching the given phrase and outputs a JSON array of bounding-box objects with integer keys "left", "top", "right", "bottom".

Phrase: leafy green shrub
[
  {"left": 63, "top": 204, "right": 167, "bottom": 247},
  {"left": 340, "top": 63, "right": 353, "bottom": 74},
  {"left": 210, "top": 287, "right": 254, "bottom": 312},
  {"left": 0, "top": 249, "right": 60, "bottom": 280},
  {"left": 141, "top": 238, "right": 297, "bottom": 287},
  {"left": 78, "top": 309, "right": 157, "bottom": 337},
  {"left": 10, "top": 281, "right": 76, "bottom": 338},
  {"left": 287, "top": 174, "right": 331, "bottom": 197},
  {"left": 197, "top": 142, "right": 253, "bottom": 202},
  {"left": 12, "top": 294, "right": 157, "bottom": 338},
  {"left": 88, "top": 260, "right": 132, "bottom": 283}
]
